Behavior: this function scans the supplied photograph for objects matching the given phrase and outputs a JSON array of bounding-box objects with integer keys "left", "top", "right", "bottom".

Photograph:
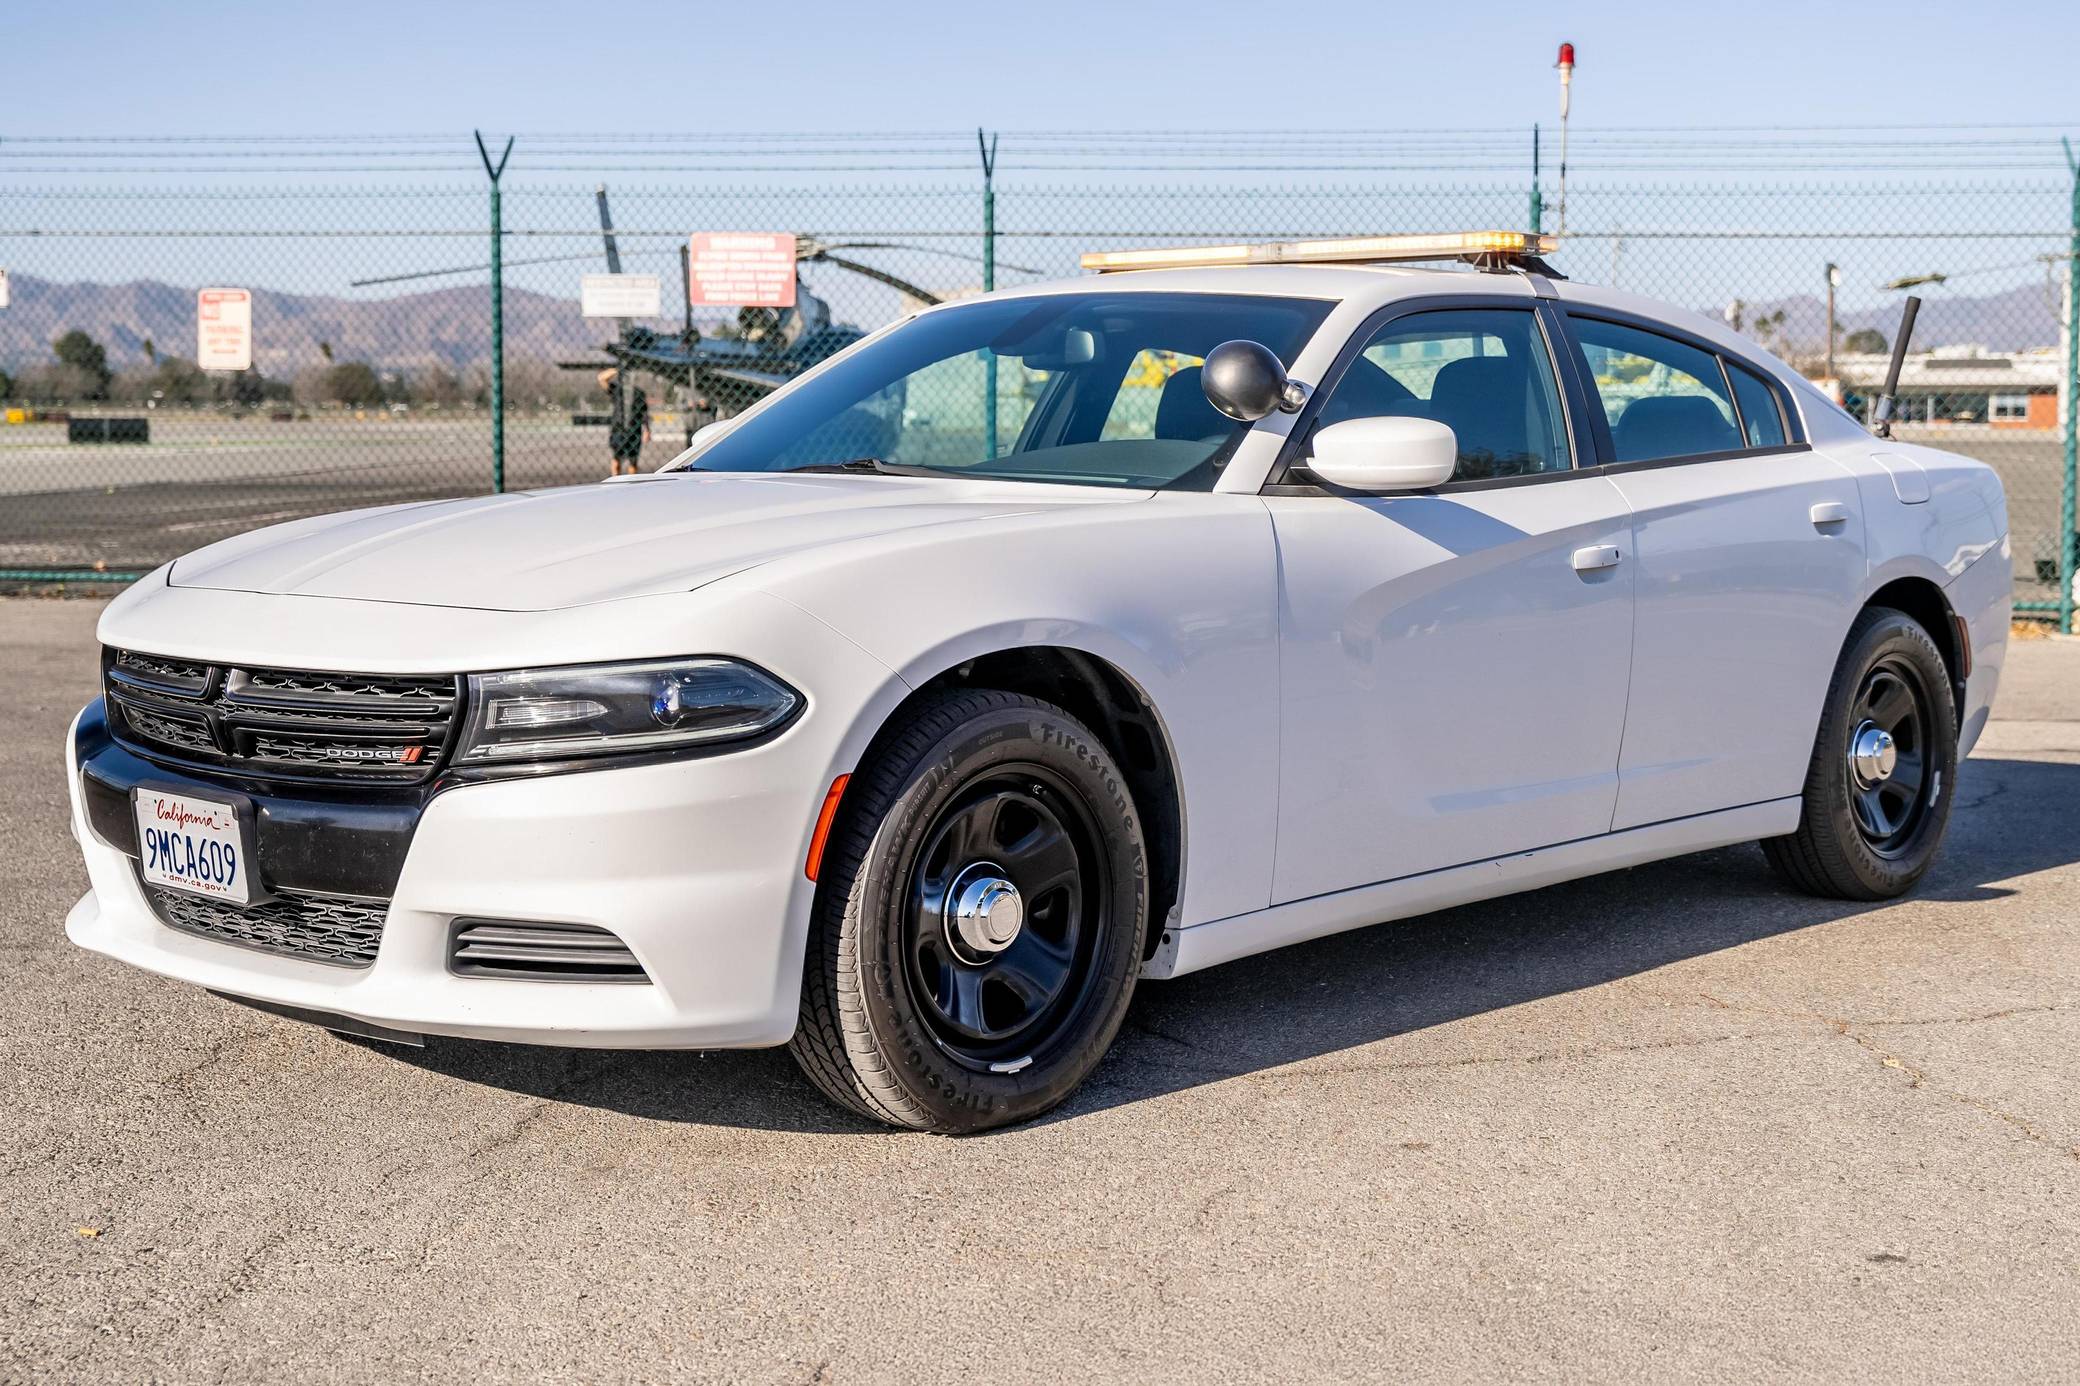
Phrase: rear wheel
[
  {"left": 788, "top": 689, "right": 1149, "bottom": 1132},
  {"left": 1763, "top": 607, "right": 1958, "bottom": 900}
]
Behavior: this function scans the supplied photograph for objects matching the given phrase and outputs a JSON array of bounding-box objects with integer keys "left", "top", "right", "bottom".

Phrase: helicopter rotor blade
[
  {"left": 818, "top": 242, "right": 1045, "bottom": 276},
  {"left": 596, "top": 185, "right": 624, "bottom": 275},
  {"left": 810, "top": 254, "right": 944, "bottom": 306}
]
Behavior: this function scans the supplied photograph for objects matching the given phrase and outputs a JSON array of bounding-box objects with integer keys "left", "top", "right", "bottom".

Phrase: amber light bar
[{"left": 1080, "top": 230, "right": 1559, "bottom": 274}]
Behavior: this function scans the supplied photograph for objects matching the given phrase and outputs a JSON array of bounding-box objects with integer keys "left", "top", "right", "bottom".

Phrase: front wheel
[
  {"left": 1763, "top": 607, "right": 1959, "bottom": 900},
  {"left": 788, "top": 690, "right": 1149, "bottom": 1132}
]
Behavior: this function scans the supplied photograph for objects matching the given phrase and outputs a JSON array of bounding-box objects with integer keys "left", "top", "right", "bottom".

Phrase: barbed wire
[{"left": 2, "top": 125, "right": 2075, "bottom": 176}]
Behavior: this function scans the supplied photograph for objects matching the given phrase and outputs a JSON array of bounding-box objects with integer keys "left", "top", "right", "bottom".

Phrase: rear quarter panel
[{"left": 1819, "top": 435, "right": 2010, "bottom": 757}]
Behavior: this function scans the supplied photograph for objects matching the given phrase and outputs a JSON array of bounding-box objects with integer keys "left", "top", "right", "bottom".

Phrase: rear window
[
  {"left": 1572, "top": 317, "right": 1743, "bottom": 463},
  {"left": 1729, "top": 362, "right": 1789, "bottom": 448}
]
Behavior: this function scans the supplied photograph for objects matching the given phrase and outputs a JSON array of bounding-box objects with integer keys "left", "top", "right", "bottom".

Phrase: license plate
[{"left": 133, "top": 787, "right": 252, "bottom": 906}]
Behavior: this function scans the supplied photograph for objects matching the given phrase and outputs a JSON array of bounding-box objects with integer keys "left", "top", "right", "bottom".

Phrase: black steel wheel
[
  {"left": 903, "top": 770, "right": 1110, "bottom": 1067},
  {"left": 789, "top": 689, "right": 1149, "bottom": 1133},
  {"left": 1764, "top": 607, "right": 1959, "bottom": 900},
  {"left": 1843, "top": 656, "right": 1936, "bottom": 855}
]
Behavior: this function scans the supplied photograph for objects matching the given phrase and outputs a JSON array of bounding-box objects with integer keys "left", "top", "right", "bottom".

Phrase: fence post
[
  {"left": 475, "top": 131, "right": 514, "bottom": 493},
  {"left": 2063, "top": 139, "right": 2079, "bottom": 634},
  {"left": 979, "top": 129, "right": 999, "bottom": 459}
]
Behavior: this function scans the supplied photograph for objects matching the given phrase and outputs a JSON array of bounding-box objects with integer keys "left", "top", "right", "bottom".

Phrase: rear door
[
  {"left": 1265, "top": 298, "right": 1636, "bottom": 903},
  {"left": 1557, "top": 310, "right": 1867, "bottom": 830}
]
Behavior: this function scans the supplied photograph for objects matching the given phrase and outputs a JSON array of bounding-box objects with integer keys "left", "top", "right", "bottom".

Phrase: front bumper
[{"left": 65, "top": 698, "right": 833, "bottom": 1049}]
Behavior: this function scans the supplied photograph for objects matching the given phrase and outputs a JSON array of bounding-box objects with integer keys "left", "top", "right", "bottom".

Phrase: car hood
[{"left": 169, "top": 472, "right": 1147, "bottom": 612}]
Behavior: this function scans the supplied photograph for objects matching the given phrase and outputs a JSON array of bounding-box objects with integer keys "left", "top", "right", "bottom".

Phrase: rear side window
[
  {"left": 1572, "top": 317, "right": 1743, "bottom": 463},
  {"left": 1728, "top": 362, "right": 1789, "bottom": 448}
]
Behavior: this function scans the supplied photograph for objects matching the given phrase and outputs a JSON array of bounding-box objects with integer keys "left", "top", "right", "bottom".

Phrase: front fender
[{"left": 748, "top": 496, "right": 1283, "bottom": 927}]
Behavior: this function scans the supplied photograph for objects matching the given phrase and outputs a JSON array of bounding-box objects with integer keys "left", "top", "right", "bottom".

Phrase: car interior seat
[
  {"left": 1154, "top": 366, "right": 1237, "bottom": 443},
  {"left": 1610, "top": 395, "right": 1742, "bottom": 462}
]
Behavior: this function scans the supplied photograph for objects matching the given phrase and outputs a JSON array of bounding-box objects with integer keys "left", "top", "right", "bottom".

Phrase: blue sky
[
  {"left": 3, "top": 1, "right": 2074, "bottom": 336},
  {"left": 8, "top": 0, "right": 2076, "bottom": 139}
]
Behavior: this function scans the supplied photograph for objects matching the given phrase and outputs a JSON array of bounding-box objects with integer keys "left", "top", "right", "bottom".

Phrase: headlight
[{"left": 457, "top": 657, "right": 800, "bottom": 765}]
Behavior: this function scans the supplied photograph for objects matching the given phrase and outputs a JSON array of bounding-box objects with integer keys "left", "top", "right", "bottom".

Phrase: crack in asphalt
[
  {"left": 1682, "top": 990, "right": 2078, "bottom": 1164},
  {"left": 160, "top": 1027, "right": 271, "bottom": 1087},
  {"left": 1819, "top": 1017, "right": 2080, "bottom": 1163},
  {"left": 457, "top": 1051, "right": 629, "bottom": 1166},
  {"left": 1128, "top": 993, "right": 2076, "bottom": 1166},
  {"left": 1954, "top": 777, "right": 2013, "bottom": 813}
]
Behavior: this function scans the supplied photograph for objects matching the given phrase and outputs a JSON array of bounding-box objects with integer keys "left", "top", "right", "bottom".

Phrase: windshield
[{"left": 668, "top": 291, "right": 1333, "bottom": 490}]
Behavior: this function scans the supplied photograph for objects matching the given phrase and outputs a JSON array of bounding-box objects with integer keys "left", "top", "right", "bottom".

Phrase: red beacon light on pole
[{"left": 1554, "top": 41, "right": 1577, "bottom": 235}]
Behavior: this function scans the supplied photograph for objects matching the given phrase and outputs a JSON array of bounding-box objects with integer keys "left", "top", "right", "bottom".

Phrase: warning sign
[
  {"left": 197, "top": 288, "right": 253, "bottom": 371},
  {"left": 581, "top": 273, "right": 663, "bottom": 319},
  {"left": 688, "top": 233, "right": 797, "bottom": 308}
]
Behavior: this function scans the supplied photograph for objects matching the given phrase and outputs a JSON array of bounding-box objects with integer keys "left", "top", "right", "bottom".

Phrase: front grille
[
  {"left": 449, "top": 919, "right": 650, "bottom": 983},
  {"left": 141, "top": 880, "right": 388, "bottom": 968},
  {"left": 122, "top": 705, "right": 216, "bottom": 755},
  {"left": 105, "top": 647, "right": 462, "bottom": 784}
]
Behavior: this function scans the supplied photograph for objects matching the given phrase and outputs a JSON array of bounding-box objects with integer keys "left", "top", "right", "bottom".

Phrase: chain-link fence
[{"left": 2, "top": 148, "right": 2074, "bottom": 623}]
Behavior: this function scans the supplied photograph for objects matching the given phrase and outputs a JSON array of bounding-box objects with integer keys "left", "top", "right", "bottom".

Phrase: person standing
[{"left": 603, "top": 370, "right": 651, "bottom": 477}]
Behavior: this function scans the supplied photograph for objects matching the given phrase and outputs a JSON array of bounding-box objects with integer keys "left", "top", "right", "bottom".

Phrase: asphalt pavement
[{"left": 2, "top": 597, "right": 2076, "bottom": 1384}]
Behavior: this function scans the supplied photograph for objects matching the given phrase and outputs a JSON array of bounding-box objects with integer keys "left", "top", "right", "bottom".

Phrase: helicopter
[
  {"left": 349, "top": 185, "right": 1028, "bottom": 441},
  {"left": 568, "top": 186, "right": 980, "bottom": 421}
]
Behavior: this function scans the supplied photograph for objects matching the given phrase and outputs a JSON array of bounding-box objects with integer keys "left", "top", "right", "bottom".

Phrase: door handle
[
  {"left": 1810, "top": 500, "right": 1849, "bottom": 528},
  {"left": 1571, "top": 544, "right": 1623, "bottom": 572}
]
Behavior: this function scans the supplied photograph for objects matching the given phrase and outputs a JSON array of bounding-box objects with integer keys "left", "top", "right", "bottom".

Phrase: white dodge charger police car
[{"left": 66, "top": 232, "right": 2010, "bottom": 1132}]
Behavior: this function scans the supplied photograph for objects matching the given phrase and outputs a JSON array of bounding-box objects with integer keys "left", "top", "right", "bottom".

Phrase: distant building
[{"left": 1831, "top": 346, "right": 2061, "bottom": 430}]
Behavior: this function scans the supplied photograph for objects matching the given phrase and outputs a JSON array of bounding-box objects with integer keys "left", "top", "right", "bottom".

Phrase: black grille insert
[
  {"left": 104, "top": 648, "right": 462, "bottom": 784},
  {"left": 141, "top": 881, "right": 387, "bottom": 968},
  {"left": 449, "top": 919, "right": 649, "bottom": 984}
]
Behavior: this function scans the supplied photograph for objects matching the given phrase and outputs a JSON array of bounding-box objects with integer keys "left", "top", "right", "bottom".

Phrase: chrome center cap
[
  {"left": 947, "top": 864, "right": 1024, "bottom": 958},
  {"left": 1851, "top": 722, "right": 1898, "bottom": 787}
]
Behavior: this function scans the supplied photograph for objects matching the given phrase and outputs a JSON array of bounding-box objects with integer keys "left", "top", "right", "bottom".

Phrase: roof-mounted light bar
[{"left": 1080, "top": 230, "right": 1559, "bottom": 274}]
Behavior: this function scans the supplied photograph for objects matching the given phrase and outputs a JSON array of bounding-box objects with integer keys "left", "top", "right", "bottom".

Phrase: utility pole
[
  {"left": 1825, "top": 262, "right": 1841, "bottom": 387},
  {"left": 1555, "top": 43, "right": 1575, "bottom": 237},
  {"left": 474, "top": 130, "right": 514, "bottom": 493}
]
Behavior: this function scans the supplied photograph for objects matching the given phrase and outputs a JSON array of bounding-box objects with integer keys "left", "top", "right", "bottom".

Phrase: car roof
[
  {"left": 954, "top": 262, "right": 1786, "bottom": 374},
  {"left": 947, "top": 262, "right": 1536, "bottom": 309}
]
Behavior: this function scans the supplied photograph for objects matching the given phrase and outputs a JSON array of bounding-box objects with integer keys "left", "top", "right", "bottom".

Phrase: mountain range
[
  {"left": 0, "top": 272, "right": 2063, "bottom": 378},
  {"left": 1714, "top": 280, "right": 2060, "bottom": 358},
  {"left": 0, "top": 274, "right": 616, "bottom": 377}
]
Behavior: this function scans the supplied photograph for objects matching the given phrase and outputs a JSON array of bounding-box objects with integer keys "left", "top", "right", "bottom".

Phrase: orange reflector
[{"left": 805, "top": 774, "right": 850, "bottom": 882}]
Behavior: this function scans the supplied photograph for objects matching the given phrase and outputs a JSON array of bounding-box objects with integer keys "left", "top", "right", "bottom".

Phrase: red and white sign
[
  {"left": 196, "top": 287, "right": 253, "bottom": 371},
  {"left": 688, "top": 233, "right": 796, "bottom": 308}
]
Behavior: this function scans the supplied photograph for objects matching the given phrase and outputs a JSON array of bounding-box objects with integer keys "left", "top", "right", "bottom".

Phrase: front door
[{"left": 1267, "top": 303, "right": 1636, "bottom": 905}]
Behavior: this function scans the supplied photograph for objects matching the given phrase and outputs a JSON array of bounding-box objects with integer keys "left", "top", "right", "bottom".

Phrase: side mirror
[
  {"left": 1203, "top": 340, "right": 1308, "bottom": 422},
  {"left": 1307, "top": 416, "right": 1458, "bottom": 493}
]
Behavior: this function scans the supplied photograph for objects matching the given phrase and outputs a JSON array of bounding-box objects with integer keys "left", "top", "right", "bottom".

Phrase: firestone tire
[
  {"left": 787, "top": 689, "right": 1150, "bottom": 1133},
  {"left": 1762, "top": 607, "right": 1959, "bottom": 901}
]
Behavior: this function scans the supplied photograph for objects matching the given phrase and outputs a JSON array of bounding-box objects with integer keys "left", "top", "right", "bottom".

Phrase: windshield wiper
[{"left": 778, "top": 457, "right": 931, "bottom": 477}]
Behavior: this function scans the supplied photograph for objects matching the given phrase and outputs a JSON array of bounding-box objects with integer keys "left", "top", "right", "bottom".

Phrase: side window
[
  {"left": 1316, "top": 308, "right": 1571, "bottom": 482},
  {"left": 1728, "top": 362, "right": 1788, "bottom": 448},
  {"left": 1572, "top": 317, "right": 1743, "bottom": 463}
]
